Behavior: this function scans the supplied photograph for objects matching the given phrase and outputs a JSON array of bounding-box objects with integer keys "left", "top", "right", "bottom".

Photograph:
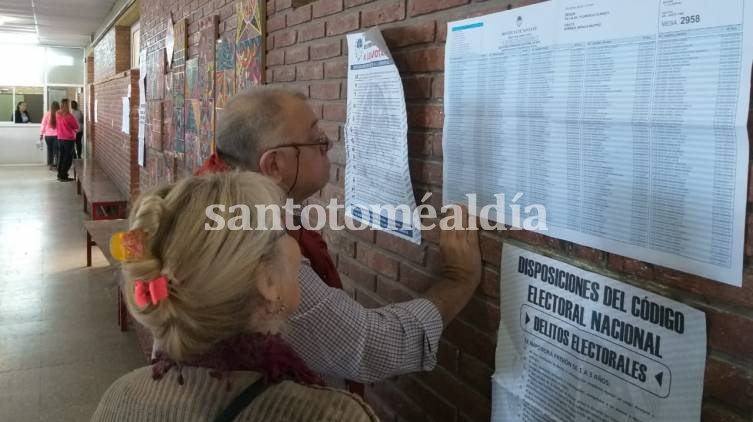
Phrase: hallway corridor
[{"left": 0, "top": 166, "right": 145, "bottom": 421}]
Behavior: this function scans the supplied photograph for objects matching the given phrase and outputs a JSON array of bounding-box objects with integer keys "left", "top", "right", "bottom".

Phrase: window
[
  {"left": 0, "top": 86, "right": 44, "bottom": 123},
  {"left": 131, "top": 22, "right": 141, "bottom": 69}
]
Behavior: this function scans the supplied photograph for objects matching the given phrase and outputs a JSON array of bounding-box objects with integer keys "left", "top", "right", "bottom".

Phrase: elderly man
[{"left": 198, "top": 87, "right": 482, "bottom": 390}]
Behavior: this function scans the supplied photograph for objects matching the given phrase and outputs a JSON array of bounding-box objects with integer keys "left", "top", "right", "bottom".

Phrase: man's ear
[{"left": 258, "top": 150, "right": 284, "bottom": 184}]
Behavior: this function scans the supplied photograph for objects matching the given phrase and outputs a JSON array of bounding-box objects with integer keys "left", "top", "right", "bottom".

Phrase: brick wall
[
  {"left": 94, "top": 26, "right": 132, "bottom": 83},
  {"left": 101, "top": 0, "right": 753, "bottom": 421},
  {"left": 91, "top": 71, "right": 138, "bottom": 197}
]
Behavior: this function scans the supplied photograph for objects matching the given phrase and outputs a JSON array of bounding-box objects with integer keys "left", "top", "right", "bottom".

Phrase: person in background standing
[
  {"left": 15, "top": 101, "right": 31, "bottom": 123},
  {"left": 71, "top": 100, "right": 84, "bottom": 159},
  {"left": 40, "top": 101, "right": 60, "bottom": 171},
  {"left": 56, "top": 99, "right": 79, "bottom": 182}
]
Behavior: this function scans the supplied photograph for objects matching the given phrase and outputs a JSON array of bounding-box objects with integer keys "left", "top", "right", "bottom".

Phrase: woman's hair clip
[
  {"left": 134, "top": 275, "right": 170, "bottom": 307},
  {"left": 110, "top": 230, "right": 148, "bottom": 262}
]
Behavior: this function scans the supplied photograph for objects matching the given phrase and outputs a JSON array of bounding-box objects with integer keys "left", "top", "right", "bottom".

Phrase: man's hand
[
  {"left": 424, "top": 204, "right": 483, "bottom": 326},
  {"left": 439, "top": 205, "right": 482, "bottom": 287}
]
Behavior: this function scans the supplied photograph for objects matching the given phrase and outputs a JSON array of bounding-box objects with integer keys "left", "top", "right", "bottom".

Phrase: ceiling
[{"left": 0, "top": 0, "right": 119, "bottom": 47}]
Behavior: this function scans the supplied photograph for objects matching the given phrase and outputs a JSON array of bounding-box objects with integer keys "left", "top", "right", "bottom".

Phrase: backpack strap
[{"left": 213, "top": 378, "right": 272, "bottom": 422}]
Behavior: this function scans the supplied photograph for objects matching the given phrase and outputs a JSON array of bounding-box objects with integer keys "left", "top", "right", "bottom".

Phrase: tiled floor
[{"left": 0, "top": 166, "right": 145, "bottom": 421}]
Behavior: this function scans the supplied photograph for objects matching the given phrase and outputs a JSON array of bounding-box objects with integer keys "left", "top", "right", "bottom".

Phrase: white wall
[{"left": 0, "top": 124, "right": 45, "bottom": 165}]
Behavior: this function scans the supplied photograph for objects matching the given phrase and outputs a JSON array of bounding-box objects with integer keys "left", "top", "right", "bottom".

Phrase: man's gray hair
[{"left": 216, "top": 87, "right": 307, "bottom": 171}]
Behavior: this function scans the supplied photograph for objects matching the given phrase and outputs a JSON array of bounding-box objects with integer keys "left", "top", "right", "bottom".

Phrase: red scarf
[{"left": 151, "top": 332, "right": 323, "bottom": 387}]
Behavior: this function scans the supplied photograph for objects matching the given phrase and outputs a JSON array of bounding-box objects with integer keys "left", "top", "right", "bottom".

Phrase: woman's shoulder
[{"left": 247, "top": 381, "right": 379, "bottom": 421}]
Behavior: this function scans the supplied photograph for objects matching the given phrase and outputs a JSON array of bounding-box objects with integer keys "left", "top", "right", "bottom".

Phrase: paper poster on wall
[
  {"left": 442, "top": 0, "right": 753, "bottom": 286},
  {"left": 121, "top": 97, "right": 129, "bottom": 134},
  {"left": 495, "top": 245, "right": 706, "bottom": 422},
  {"left": 166, "top": 16, "right": 175, "bottom": 69},
  {"left": 138, "top": 103, "right": 146, "bottom": 167},
  {"left": 344, "top": 28, "right": 421, "bottom": 244}
]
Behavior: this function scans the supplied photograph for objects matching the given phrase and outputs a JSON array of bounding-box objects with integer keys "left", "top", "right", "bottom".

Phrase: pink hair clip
[{"left": 134, "top": 275, "right": 170, "bottom": 307}]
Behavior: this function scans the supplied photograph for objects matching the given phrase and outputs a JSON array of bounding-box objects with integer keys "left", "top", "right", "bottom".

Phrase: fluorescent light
[{"left": 0, "top": 32, "right": 38, "bottom": 45}]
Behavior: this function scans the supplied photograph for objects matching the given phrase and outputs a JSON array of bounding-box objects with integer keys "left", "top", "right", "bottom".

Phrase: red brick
[
  {"left": 431, "top": 132, "right": 444, "bottom": 157},
  {"left": 438, "top": 338, "right": 460, "bottom": 373},
  {"left": 325, "top": 58, "right": 347, "bottom": 78},
  {"left": 355, "top": 285, "right": 387, "bottom": 308},
  {"left": 267, "top": 49, "right": 284, "bottom": 66},
  {"left": 296, "top": 62, "right": 323, "bottom": 80},
  {"left": 569, "top": 244, "right": 604, "bottom": 265},
  {"left": 409, "top": 158, "right": 442, "bottom": 187},
  {"left": 403, "top": 76, "right": 432, "bottom": 100},
  {"left": 319, "top": 121, "right": 340, "bottom": 141},
  {"left": 273, "top": 66, "right": 295, "bottom": 82},
  {"left": 394, "top": 376, "right": 457, "bottom": 422},
  {"left": 310, "top": 81, "right": 340, "bottom": 100},
  {"left": 275, "top": 29, "right": 297, "bottom": 47},
  {"left": 338, "top": 255, "right": 376, "bottom": 291},
  {"left": 432, "top": 73, "right": 444, "bottom": 98},
  {"left": 376, "top": 276, "right": 416, "bottom": 302},
  {"left": 363, "top": 389, "right": 396, "bottom": 422},
  {"left": 651, "top": 266, "right": 753, "bottom": 309},
  {"left": 708, "top": 310, "right": 753, "bottom": 364},
  {"left": 407, "top": 104, "right": 444, "bottom": 129},
  {"left": 369, "top": 382, "right": 425, "bottom": 422},
  {"left": 479, "top": 232, "right": 502, "bottom": 266},
  {"left": 361, "top": 0, "right": 405, "bottom": 27},
  {"left": 310, "top": 39, "right": 341, "bottom": 60},
  {"left": 313, "top": 0, "right": 343, "bottom": 18},
  {"left": 399, "top": 263, "right": 435, "bottom": 293},
  {"left": 747, "top": 213, "right": 753, "bottom": 256},
  {"left": 375, "top": 231, "right": 426, "bottom": 264},
  {"left": 326, "top": 11, "right": 359, "bottom": 36},
  {"left": 357, "top": 246, "right": 400, "bottom": 279},
  {"left": 383, "top": 21, "right": 435, "bottom": 48},
  {"left": 343, "top": 215, "right": 377, "bottom": 243},
  {"left": 285, "top": 45, "right": 309, "bottom": 63},
  {"left": 322, "top": 229, "right": 355, "bottom": 259},
  {"left": 749, "top": 165, "right": 753, "bottom": 202},
  {"left": 287, "top": 4, "right": 311, "bottom": 26},
  {"left": 704, "top": 358, "right": 753, "bottom": 411},
  {"left": 298, "top": 21, "right": 325, "bottom": 41},
  {"left": 479, "top": 266, "right": 500, "bottom": 299},
  {"left": 459, "top": 352, "right": 493, "bottom": 397},
  {"left": 344, "top": 0, "right": 373, "bottom": 6},
  {"left": 701, "top": 403, "right": 748, "bottom": 422},
  {"left": 322, "top": 102, "right": 346, "bottom": 121},
  {"left": 409, "top": 0, "right": 469, "bottom": 17},
  {"left": 276, "top": 0, "right": 292, "bottom": 11},
  {"left": 268, "top": 13, "right": 286, "bottom": 32},
  {"left": 444, "top": 318, "right": 496, "bottom": 363},
  {"left": 408, "top": 132, "right": 433, "bottom": 157},
  {"left": 415, "top": 366, "right": 491, "bottom": 422},
  {"left": 458, "top": 295, "right": 500, "bottom": 335},
  {"left": 394, "top": 47, "right": 444, "bottom": 72}
]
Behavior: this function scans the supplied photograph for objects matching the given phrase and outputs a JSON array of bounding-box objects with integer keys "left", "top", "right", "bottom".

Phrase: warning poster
[{"left": 494, "top": 245, "right": 706, "bottom": 421}]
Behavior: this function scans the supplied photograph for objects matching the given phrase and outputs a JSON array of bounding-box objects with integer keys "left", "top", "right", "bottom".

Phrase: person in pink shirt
[
  {"left": 56, "top": 98, "right": 79, "bottom": 182},
  {"left": 40, "top": 101, "right": 60, "bottom": 171}
]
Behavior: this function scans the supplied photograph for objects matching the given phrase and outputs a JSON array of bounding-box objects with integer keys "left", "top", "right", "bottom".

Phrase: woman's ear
[
  {"left": 254, "top": 264, "right": 281, "bottom": 309},
  {"left": 258, "top": 150, "right": 285, "bottom": 184}
]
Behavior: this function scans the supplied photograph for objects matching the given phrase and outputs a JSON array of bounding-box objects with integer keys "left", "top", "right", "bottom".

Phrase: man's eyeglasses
[{"left": 270, "top": 135, "right": 333, "bottom": 155}]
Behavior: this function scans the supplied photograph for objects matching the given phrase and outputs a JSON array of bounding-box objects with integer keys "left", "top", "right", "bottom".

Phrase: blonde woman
[{"left": 92, "top": 172, "right": 377, "bottom": 422}]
